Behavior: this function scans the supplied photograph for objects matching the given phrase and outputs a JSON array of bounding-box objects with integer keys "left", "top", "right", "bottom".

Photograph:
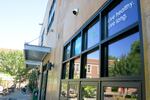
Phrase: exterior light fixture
[{"left": 47, "top": 61, "right": 54, "bottom": 70}]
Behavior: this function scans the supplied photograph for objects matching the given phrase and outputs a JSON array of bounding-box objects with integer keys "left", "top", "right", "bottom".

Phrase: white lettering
[{"left": 108, "top": 0, "right": 135, "bottom": 29}]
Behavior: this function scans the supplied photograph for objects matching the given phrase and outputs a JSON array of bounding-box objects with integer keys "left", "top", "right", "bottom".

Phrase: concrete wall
[{"left": 140, "top": 0, "right": 150, "bottom": 100}]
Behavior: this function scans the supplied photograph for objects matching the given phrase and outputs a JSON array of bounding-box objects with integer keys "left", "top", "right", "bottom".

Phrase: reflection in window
[
  {"left": 69, "top": 84, "right": 79, "bottom": 100},
  {"left": 63, "top": 62, "right": 70, "bottom": 79},
  {"left": 104, "top": 86, "right": 138, "bottom": 100},
  {"left": 87, "top": 21, "right": 100, "bottom": 48},
  {"left": 73, "top": 36, "right": 81, "bottom": 56},
  {"left": 87, "top": 65, "right": 91, "bottom": 73},
  {"left": 108, "top": 32, "right": 141, "bottom": 77},
  {"left": 47, "top": 0, "right": 56, "bottom": 32},
  {"left": 60, "top": 82, "right": 68, "bottom": 99},
  {"left": 64, "top": 44, "right": 71, "bottom": 60},
  {"left": 86, "top": 50, "right": 99, "bottom": 78},
  {"left": 81, "top": 85, "right": 97, "bottom": 100},
  {"left": 73, "top": 58, "right": 80, "bottom": 79}
]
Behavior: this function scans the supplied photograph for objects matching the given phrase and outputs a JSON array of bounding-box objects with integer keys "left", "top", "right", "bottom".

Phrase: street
[{"left": 0, "top": 89, "right": 32, "bottom": 100}]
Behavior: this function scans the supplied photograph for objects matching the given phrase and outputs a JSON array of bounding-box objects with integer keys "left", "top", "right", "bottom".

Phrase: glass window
[
  {"left": 64, "top": 44, "right": 71, "bottom": 60},
  {"left": 73, "top": 58, "right": 80, "bottom": 79},
  {"left": 86, "top": 50, "right": 99, "bottom": 78},
  {"left": 87, "top": 21, "right": 100, "bottom": 48},
  {"left": 108, "top": 32, "right": 141, "bottom": 77},
  {"left": 81, "top": 85, "right": 97, "bottom": 100},
  {"left": 60, "top": 82, "right": 68, "bottom": 99},
  {"left": 73, "top": 36, "right": 81, "bottom": 56},
  {"left": 62, "top": 62, "right": 70, "bottom": 79},
  {"left": 47, "top": 0, "right": 56, "bottom": 32},
  {"left": 107, "top": 0, "right": 138, "bottom": 36},
  {"left": 69, "top": 84, "right": 79, "bottom": 100},
  {"left": 104, "top": 86, "right": 138, "bottom": 100}
]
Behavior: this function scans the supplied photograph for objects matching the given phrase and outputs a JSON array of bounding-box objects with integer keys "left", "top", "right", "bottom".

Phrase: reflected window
[
  {"left": 73, "top": 58, "right": 80, "bottom": 79},
  {"left": 60, "top": 82, "right": 68, "bottom": 99},
  {"left": 81, "top": 85, "right": 97, "bottom": 100},
  {"left": 87, "top": 21, "right": 100, "bottom": 49},
  {"left": 62, "top": 62, "right": 70, "bottom": 79},
  {"left": 87, "top": 65, "right": 91, "bottom": 73},
  {"left": 73, "top": 36, "right": 81, "bottom": 56},
  {"left": 104, "top": 86, "right": 138, "bottom": 100},
  {"left": 108, "top": 32, "right": 141, "bottom": 77},
  {"left": 69, "top": 84, "right": 79, "bottom": 100},
  {"left": 86, "top": 50, "right": 99, "bottom": 78},
  {"left": 64, "top": 44, "right": 71, "bottom": 60}
]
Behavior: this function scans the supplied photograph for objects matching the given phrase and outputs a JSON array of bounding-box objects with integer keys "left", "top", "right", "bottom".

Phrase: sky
[{"left": 0, "top": 0, "right": 48, "bottom": 50}]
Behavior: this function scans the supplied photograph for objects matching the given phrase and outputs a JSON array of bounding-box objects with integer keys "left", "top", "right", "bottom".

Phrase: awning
[{"left": 24, "top": 44, "right": 51, "bottom": 68}]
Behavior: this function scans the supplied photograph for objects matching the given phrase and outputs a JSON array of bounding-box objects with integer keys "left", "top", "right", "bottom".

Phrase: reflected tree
[{"left": 109, "top": 40, "right": 141, "bottom": 76}]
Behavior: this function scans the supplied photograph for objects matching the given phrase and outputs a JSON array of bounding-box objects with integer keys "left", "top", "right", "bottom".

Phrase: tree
[
  {"left": 0, "top": 49, "right": 28, "bottom": 85},
  {"left": 28, "top": 69, "right": 39, "bottom": 91}
]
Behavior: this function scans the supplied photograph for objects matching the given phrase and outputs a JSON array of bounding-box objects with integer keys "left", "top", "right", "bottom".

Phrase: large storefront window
[
  {"left": 87, "top": 21, "right": 100, "bottom": 48},
  {"left": 73, "top": 35, "right": 81, "bottom": 56},
  {"left": 62, "top": 62, "right": 70, "bottom": 79},
  {"left": 108, "top": 32, "right": 141, "bottom": 77},
  {"left": 102, "top": 82, "right": 141, "bottom": 100},
  {"left": 60, "top": 0, "right": 144, "bottom": 99},
  {"left": 68, "top": 83, "right": 79, "bottom": 100},
  {"left": 64, "top": 44, "right": 71, "bottom": 60},
  {"left": 86, "top": 50, "right": 99, "bottom": 78},
  {"left": 107, "top": 0, "right": 138, "bottom": 36},
  {"left": 60, "top": 82, "right": 68, "bottom": 99},
  {"left": 81, "top": 84, "right": 97, "bottom": 100},
  {"left": 72, "top": 58, "right": 80, "bottom": 79}
]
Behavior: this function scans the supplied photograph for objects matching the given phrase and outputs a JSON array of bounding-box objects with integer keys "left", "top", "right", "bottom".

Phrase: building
[{"left": 24, "top": 0, "right": 150, "bottom": 100}]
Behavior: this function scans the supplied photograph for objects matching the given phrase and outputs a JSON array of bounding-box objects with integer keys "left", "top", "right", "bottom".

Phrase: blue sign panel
[{"left": 107, "top": 0, "right": 138, "bottom": 36}]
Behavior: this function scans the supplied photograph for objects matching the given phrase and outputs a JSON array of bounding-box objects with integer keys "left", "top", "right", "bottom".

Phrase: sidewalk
[{"left": 0, "top": 89, "right": 32, "bottom": 100}]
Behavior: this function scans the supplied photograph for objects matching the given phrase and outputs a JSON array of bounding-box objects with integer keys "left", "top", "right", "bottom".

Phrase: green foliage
[
  {"left": 0, "top": 49, "right": 28, "bottom": 82},
  {"left": 109, "top": 40, "right": 141, "bottom": 76},
  {"left": 28, "top": 69, "right": 38, "bottom": 92},
  {"left": 82, "top": 86, "right": 96, "bottom": 98}
]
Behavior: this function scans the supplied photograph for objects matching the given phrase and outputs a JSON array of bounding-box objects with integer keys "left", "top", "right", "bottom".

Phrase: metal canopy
[{"left": 24, "top": 44, "right": 51, "bottom": 68}]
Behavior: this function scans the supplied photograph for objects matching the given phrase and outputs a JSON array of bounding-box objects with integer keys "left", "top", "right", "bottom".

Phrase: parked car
[
  {"left": 0, "top": 85, "right": 3, "bottom": 95},
  {"left": 2, "top": 88, "right": 9, "bottom": 96}
]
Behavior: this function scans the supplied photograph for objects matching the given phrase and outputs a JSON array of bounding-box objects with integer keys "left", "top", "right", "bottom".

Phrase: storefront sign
[{"left": 108, "top": 0, "right": 138, "bottom": 36}]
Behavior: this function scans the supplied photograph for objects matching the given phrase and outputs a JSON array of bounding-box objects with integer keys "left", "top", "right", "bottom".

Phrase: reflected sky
[
  {"left": 109, "top": 32, "right": 139, "bottom": 58},
  {"left": 87, "top": 50, "right": 99, "bottom": 59},
  {"left": 87, "top": 21, "right": 100, "bottom": 48},
  {"left": 65, "top": 44, "right": 70, "bottom": 60},
  {"left": 74, "top": 36, "right": 81, "bottom": 56}
]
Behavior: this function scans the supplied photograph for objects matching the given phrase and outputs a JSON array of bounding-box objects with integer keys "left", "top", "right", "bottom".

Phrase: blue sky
[{"left": 0, "top": 0, "right": 48, "bottom": 50}]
